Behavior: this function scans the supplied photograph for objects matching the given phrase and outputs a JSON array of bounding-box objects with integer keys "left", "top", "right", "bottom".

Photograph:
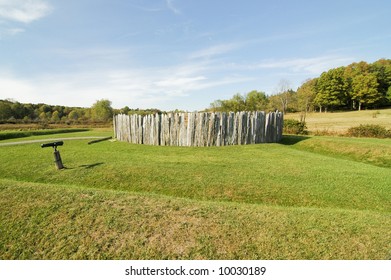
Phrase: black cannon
[
  {"left": 41, "top": 141, "right": 64, "bottom": 170},
  {"left": 41, "top": 141, "right": 64, "bottom": 149}
]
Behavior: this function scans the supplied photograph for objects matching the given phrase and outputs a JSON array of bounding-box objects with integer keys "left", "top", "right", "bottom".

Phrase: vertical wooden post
[
  {"left": 113, "top": 110, "right": 283, "bottom": 146},
  {"left": 53, "top": 150, "right": 64, "bottom": 170}
]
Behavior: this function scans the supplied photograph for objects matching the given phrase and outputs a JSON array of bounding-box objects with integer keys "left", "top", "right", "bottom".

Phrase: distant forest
[
  {"left": 0, "top": 99, "right": 161, "bottom": 125},
  {"left": 210, "top": 59, "right": 391, "bottom": 113},
  {"left": 1, "top": 59, "right": 390, "bottom": 125}
]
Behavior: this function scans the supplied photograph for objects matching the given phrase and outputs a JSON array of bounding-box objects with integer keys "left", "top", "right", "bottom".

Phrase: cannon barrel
[{"left": 41, "top": 141, "right": 64, "bottom": 148}]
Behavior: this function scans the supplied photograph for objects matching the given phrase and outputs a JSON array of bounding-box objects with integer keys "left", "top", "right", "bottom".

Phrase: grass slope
[
  {"left": 1, "top": 137, "right": 390, "bottom": 211},
  {"left": 0, "top": 131, "right": 390, "bottom": 259},
  {"left": 283, "top": 135, "right": 391, "bottom": 168},
  {"left": 1, "top": 180, "right": 390, "bottom": 260}
]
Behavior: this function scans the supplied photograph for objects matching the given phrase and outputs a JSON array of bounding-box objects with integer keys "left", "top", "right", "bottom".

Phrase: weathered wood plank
[{"left": 114, "top": 111, "right": 283, "bottom": 146}]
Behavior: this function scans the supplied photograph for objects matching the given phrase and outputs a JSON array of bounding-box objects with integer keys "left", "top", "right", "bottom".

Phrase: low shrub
[
  {"left": 283, "top": 119, "right": 308, "bottom": 135},
  {"left": 347, "top": 124, "right": 391, "bottom": 138}
]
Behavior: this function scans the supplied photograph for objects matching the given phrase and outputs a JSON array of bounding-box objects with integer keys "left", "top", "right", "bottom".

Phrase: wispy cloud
[
  {"left": 188, "top": 43, "right": 241, "bottom": 59},
  {"left": 0, "top": 56, "right": 251, "bottom": 110},
  {"left": 130, "top": 3, "right": 162, "bottom": 13},
  {"left": 51, "top": 47, "right": 133, "bottom": 63},
  {"left": 0, "top": 40, "right": 257, "bottom": 109},
  {"left": 0, "top": 27, "right": 24, "bottom": 38},
  {"left": 253, "top": 55, "right": 355, "bottom": 75},
  {"left": 0, "top": 0, "right": 52, "bottom": 23},
  {"left": 166, "top": 0, "right": 181, "bottom": 15},
  {"left": 6, "top": 27, "right": 24, "bottom": 34}
]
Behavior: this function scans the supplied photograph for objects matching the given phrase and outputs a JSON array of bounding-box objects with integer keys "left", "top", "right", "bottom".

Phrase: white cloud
[
  {"left": 0, "top": 75, "right": 35, "bottom": 96},
  {"left": 52, "top": 47, "right": 133, "bottom": 62},
  {"left": 165, "top": 0, "right": 181, "bottom": 15},
  {"left": 6, "top": 27, "right": 24, "bottom": 34},
  {"left": 0, "top": 0, "right": 52, "bottom": 23},
  {"left": 189, "top": 43, "right": 241, "bottom": 60},
  {"left": 155, "top": 76, "right": 207, "bottom": 89},
  {"left": 0, "top": 56, "right": 253, "bottom": 110},
  {"left": 254, "top": 55, "right": 354, "bottom": 75},
  {"left": 0, "top": 27, "right": 24, "bottom": 38}
]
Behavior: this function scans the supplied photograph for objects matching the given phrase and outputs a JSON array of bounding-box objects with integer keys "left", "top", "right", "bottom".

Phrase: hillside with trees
[
  {"left": 210, "top": 59, "right": 391, "bottom": 113},
  {"left": 0, "top": 99, "right": 162, "bottom": 126},
  {"left": 0, "top": 99, "right": 110, "bottom": 125}
]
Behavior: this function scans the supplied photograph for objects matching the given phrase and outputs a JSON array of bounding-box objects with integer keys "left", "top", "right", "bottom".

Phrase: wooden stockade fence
[{"left": 113, "top": 111, "right": 283, "bottom": 147}]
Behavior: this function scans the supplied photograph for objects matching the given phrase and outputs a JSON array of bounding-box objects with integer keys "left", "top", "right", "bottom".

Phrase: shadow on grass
[
  {"left": 280, "top": 135, "right": 310, "bottom": 145},
  {"left": 79, "top": 162, "right": 105, "bottom": 169}
]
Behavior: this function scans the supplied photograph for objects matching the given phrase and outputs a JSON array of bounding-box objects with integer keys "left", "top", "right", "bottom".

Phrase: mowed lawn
[{"left": 0, "top": 131, "right": 390, "bottom": 259}]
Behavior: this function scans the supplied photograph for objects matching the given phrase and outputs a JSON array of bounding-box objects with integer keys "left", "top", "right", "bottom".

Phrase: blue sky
[{"left": 0, "top": 0, "right": 390, "bottom": 111}]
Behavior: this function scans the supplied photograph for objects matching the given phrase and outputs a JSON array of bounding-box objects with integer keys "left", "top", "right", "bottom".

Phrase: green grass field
[{"left": 0, "top": 129, "right": 390, "bottom": 259}]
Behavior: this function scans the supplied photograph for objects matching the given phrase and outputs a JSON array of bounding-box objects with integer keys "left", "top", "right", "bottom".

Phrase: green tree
[
  {"left": 210, "top": 91, "right": 268, "bottom": 112},
  {"left": 0, "top": 100, "right": 13, "bottom": 121},
  {"left": 370, "top": 59, "right": 391, "bottom": 105},
  {"left": 23, "top": 103, "right": 35, "bottom": 121},
  {"left": 387, "top": 86, "right": 391, "bottom": 102},
  {"left": 297, "top": 78, "right": 317, "bottom": 113},
  {"left": 216, "top": 93, "right": 246, "bottom": 112},
  {"left": 68, "top": 110, "right": 79, "bottom": 122},
  {"left": 119, "top": 106, "right": 130, "bottom": 115},
  {"left": 351, "top": 73, "right": 381, "bottom": 110},
  {"left": 39, "top": 104, "right": 51, "bottom": 114},
  {"left": 91, "top": 99, "right": 113, "bottom": 122},
  {"left": 229, "top": 93, "right": 246, "bottom": 112},
  {"left": 297, "top": 78, "right": 317, "bottom": 121},
  {"left": 209, "top": 100, "right": 224, "bottom": 111},
  {"left": 53, "top": 105, "right": 65, "bottom": 119},
  {"left": 345, "top": 61, "right": 370, "bottom": 77},
  {"left": 315, "top": 67, "right": 349, "bottom": 112},
  {"left": 51, "top": 111, "right": 60, "bottom": 123},
  {"left": 39, "top": 112, "right": 47, "bottom": 120},
  {"left": 245, "top": 90, "right": 268, "bottom": 111},
  {"left": 11, "top": 102, "right": 25, "bottom": 119},
  {"left": 267, "top": 94, "right": 281, "bottom": 112}
]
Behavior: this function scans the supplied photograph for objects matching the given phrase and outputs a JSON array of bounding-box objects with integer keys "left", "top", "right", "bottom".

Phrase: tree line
[
  {"left": 0, "top": 99, "right": 162, "bottom": 125},
  {"left": 210, "top": 59, "right": 391, "bottom": 113}
]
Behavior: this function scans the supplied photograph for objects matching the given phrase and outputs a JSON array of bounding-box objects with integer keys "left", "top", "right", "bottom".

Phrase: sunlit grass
[
  {"left": 1, "top": 180, "right": 390, "bottom": 260},
  {"left": 0, "top": 128, "right": 112, "bottom": 143},
  {"left": 1, "top": 137, "right": 389, "bottom": 211},
  {"left": 0, "top": 130, "right": 390, "bottom": 259},
  {"left": 285, "top": 108, "right": 391, "bottom": 133}
]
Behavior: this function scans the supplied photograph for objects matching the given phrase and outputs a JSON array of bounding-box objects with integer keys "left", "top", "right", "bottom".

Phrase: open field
[
  {"left": 285, "top": 108, "right": 391, "bottom": 133},
  {"left": 0, "top": 130, "right": 390, "bottom": 259}
]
